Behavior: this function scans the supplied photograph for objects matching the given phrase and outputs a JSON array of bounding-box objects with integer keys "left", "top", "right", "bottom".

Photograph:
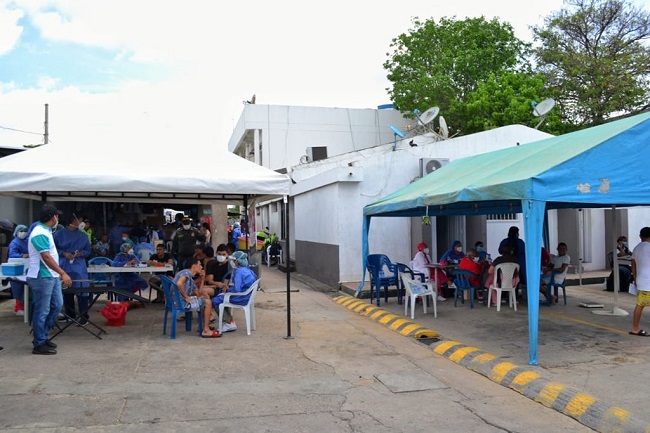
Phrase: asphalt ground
[
  {"left": 0, "top": 267, "right": 595, "bottom": 432},
  {"left": 340, "top": 277, "right": 650, "bottom": 432}
]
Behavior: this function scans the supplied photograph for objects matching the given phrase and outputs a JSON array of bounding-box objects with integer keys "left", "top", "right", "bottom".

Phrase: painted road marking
[{"left": 330, "top": 294, "right": 650, "bottom": 432}]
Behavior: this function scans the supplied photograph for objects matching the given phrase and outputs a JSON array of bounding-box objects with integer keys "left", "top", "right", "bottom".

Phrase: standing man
[
  {"left": 172, "top": 217, "right": 200, "bottom": 271},
  {"left": 630, "top": 227, "right": 650, "bottom": 336},
  {"left": 54, "top": 214, "right": 92, "bottom": 325},
  {"left": 28, "top": 204, "right": 72, "bottom": 355}
]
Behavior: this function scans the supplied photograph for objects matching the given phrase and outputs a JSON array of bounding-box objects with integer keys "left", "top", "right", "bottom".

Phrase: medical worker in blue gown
[
  {"left": 54, "top": 214, "right": 92, "bottom": 324},
  {"left": 113, "top": 243, "right": 148, "bottom": 301}
]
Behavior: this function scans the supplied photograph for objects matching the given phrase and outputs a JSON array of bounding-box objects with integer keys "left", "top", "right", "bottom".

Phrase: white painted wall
[
  {"left": 291, "top": 125, "right": 554, "bottom": 284},
  {"left": 229, "top": 105, "right": 413, "bottom": 171},
  {"left": 627, "top": 207, "right": 650, "bottom": 250}
]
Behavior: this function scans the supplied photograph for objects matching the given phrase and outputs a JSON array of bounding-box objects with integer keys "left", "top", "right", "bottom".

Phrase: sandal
[{"left": 201, "top": 330, "right": 221, "bottom": 338}]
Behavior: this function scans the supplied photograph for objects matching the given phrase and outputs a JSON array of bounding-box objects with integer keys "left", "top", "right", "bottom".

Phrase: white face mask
[
  {"left": 77, "top": 222, "right": 86, "bottom": 231},
  {"left": 122, "top": 236, "right": 128, "bottom": 241},
  {"left": 126, "top": 249, "right": 133, "bottom": 255},
  {"left": 182, "top": 224, "right": 191, "bottom": 230},
  {"left": 423, "top": 248, "right": 430, "bottom": 254},
  {"left": 17, "top": 231, "right": 27, "bottom": 239},
  {"left": 472, "top": 257, "right": 479, "bottom": 263},
  {"left": 216, "top": 255, "right": 227, "bottom": 263},
  {"left": 455, "top": 246, "right": 463, "bottom": 252}
]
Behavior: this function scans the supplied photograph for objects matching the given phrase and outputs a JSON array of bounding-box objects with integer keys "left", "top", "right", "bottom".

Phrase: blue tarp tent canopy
[{"left": 361, "top": 111, "right": 650, "bottom": 365}]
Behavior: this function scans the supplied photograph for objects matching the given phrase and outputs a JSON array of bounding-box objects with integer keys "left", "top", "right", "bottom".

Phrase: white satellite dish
[
  {"left": 533, "top": 98, "right": 555, "bottom": 117},
  {"left": 417, "top": 106, "right": 440, "bottom": 125},
  {"left": 439, "top": 116, "right": 449, "bottom": 139}
]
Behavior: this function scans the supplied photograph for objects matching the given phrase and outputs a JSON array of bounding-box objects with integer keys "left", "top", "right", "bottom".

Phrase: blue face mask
[
  {"left": 477, "top": 246, "right": 485, "bottom": 253},
  {"left": 623, "top": 242, "right": 629, "bottom": 248}
]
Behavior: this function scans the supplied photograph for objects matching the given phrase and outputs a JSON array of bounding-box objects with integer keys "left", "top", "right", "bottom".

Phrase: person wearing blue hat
[
  {"left": 210, "top": 250, "right": 256, "bottom": 332},
  {"left": 8, "top": 224, "right": 29, "bottom": 315}
]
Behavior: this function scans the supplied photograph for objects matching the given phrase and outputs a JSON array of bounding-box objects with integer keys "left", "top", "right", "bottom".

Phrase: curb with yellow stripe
[{"left": 332, "top": 294, "right": 649, "bottom": 433}]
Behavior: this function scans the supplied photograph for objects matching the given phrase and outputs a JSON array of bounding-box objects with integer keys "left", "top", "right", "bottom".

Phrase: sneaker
[
  {"left": 221, "top": 322, "right": 237, "bottom": 332},
  {"left": 45, "top": 340, "right": 57, "bottom": 349},
  {"left": 57, "top": 314, "right": 68, "bottom": 322},
  {"left": 437, "top": 295, "right": 447, "bottom": 302},
  {"left": 15, "top": 309, "right": 24, "bottom": 317},
  {"left": 32, "top": 344, "right": 57, "bottom": 355},
  {"left": 77, "top": 318, "right": 88, "bottom": 327}
]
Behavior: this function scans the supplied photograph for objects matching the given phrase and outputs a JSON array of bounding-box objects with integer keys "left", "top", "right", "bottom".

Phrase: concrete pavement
[{"left": 0, "top": 267, "right": 593, "bottom": 432}]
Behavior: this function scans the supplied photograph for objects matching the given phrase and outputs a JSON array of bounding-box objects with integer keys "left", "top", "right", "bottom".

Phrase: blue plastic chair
[
  {"left": 546, "top": 272, "right": 567, "bottom": 305},
  {"left": 366, "top": 254, "right": 398, "bottom": 306},
  {"left": 159, "top": 275, "right": 203, "bottom": 339},
  {"left": 453, "top": 269, "right": 480, "bottom": 308},
  {"left": 396, "top": 262, "right": 426, "bottom": 305},
  {"left": 88, "top": 256, "right": 114, "bottom": 300}
]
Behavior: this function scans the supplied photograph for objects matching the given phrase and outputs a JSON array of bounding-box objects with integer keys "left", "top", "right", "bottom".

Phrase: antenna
[
  {"left": 416, "top": 106, "right": 439, "bottom": 126},
  {"left": 388, "top": 124, "right": 405, "bottom": 151},
  {"left": 438, "top": 116, "right": 449, "bottom": 139},
  {"left": 532, "top": 98, "right": 555, "bottom": 129}
]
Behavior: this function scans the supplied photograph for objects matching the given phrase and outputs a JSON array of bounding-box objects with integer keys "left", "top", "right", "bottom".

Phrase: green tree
[
  {"left": 461, "top": 71, "right": 567, "bottom": 135},
  {"left": 383, "top": 16, "right": 530, "bottom": 134},
  {"left": 533, "top": 0, "right": 650, "bottom": 126}
]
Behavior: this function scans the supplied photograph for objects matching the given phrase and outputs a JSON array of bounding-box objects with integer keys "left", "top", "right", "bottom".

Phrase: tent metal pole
[
  {"left": 593, "top": 206, "right": 628, "bottom": 316},
  {"left": 284, "top": 195, "right": 293, "bottom": 339}
]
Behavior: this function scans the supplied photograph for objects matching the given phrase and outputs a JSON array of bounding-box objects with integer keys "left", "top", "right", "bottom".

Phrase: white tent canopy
[{"left": 0, "top": 141, "right": 290, "bottom": 203}]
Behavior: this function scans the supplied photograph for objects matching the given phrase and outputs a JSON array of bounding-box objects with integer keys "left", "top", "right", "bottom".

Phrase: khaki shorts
[{"left": 637, "top": 290, "right": 650, "bottom": 307}]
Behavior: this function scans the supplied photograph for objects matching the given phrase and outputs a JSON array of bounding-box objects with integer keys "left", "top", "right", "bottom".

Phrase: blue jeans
[
  {"left": 28, "top": 277, "right": 63, "bottom": 347},
  {"left": 9, "top": 280, "right": 24, "bottom": 302}
]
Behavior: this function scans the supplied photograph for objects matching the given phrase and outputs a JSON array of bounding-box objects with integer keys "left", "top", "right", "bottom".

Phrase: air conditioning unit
[
  {"left": 420, "top": 158, "right": 449, "bottom": 177},
  {"left": 306, "top": 146, "right": 328, "bottom": 162}
]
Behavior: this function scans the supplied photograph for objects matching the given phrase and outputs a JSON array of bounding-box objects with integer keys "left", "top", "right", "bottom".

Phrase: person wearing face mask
[
  {"left": 172, "top": 217, "right": 200, "bottom": 271},
  {"left": 210, "top": 250, "right": 256, "bottom": 333},
  {"left": 54, "top": 214, "right": 92, "bottom": 325},
  {"left": 440, "top": 240, "right": 465, "bottom": 266},
  {"left": 474, "top": 241, "right": 488, "bottom": 261},
  {"left": 200, "top": 244, "right": 236, "bottom": 330},
  {"left": 8, "top": 224, "right": 29, "bottom": 315},
  {"left": 112, "top": 243, "right": 148, "bottom": 302},
  {"left": 120, "top": 232, "right": 136, "bottom": 250},
  {"left": 459, "top": 248, "right": 483, "bottom": 296},
  {"left": 411, "top": 242, "right": 448, "bottom": 301}
]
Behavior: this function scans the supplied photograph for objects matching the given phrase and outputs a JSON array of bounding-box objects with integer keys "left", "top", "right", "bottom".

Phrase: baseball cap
[{"left": 39, "top": 204, "right": 62, "bottom": 222}]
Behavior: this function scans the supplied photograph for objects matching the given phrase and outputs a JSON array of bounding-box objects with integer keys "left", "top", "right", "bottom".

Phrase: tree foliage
[
  {"left": 383, "top": 16, "right": 531, "bottom": 134},
  {"left": 461, "top": 71, "right": 566, "bottom": 135},
  {"left": 533, "top": 0, "right": 650, "bottom": 126}
]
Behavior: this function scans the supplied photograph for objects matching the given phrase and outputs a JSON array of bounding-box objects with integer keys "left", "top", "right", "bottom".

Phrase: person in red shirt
[{"left": 459, "top": 248, "right": 482, "bottom": 287}]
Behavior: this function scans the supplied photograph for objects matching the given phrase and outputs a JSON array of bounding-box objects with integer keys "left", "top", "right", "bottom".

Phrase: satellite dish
[
  {"left": 417, "top": 106, "right": 440, "bottom": 125},
  {"left": 533, "top": 98, "right": 555, "bottom": 117},
  {"left": 388, "top": 124, "right": 406, "bottom": 151},
  {"left": 439, "top": 116, "right": 449, "bottom": 139},
  {"left": 389, "top": 124, "right": 405, "bottom": 138}
]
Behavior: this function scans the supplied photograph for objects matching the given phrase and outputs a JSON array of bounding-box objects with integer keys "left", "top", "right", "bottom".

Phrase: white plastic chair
[
  {"left": 266, "top": 245, "right": 282, "bottom": 267},
  {"left": 487, "top": 262, "right": 520, "bottom": 312},
  {"left": 218, "top": 279, "right": 261, "bottom": 335},
  {"left": 400, "top": 273, "right": 436, "bottom": 319}
]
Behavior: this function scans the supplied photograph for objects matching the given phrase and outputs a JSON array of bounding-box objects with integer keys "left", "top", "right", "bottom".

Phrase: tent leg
[{"left": 523, "top": 199, "right": 545, "bottom": 366}]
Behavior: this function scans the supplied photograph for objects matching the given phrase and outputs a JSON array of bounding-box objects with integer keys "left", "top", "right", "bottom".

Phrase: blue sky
[{"left": 3, "top": 0, "right": 645, "bottom": 149}]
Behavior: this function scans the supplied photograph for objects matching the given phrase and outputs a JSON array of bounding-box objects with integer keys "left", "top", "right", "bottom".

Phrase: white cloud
[{"left": 0, "top": 3, "right": 24, "bottom": 55}]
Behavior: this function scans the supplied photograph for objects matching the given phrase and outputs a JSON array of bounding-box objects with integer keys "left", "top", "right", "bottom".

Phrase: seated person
[
  {"left": 112, "top": 243, "right": 149, "bottom": 302},
  {"left": 210, "top": 250, "right": 256, "bottom": 333},
  {"left": 541, "top": 242, "right": 571, "bottom": 303},
  {"left": 474, "top": 241, "right": 488, "bottom": 261},
  {"left": 484, "top": 244, "right": 520, "bottom": 305},
  {"left": 202, "top": 244, "right": 231, "bottom": 291},
  {"left": 147, "top": 244, "right": 174, "bottom": 303},
  {"left": 174, "top": 257, "right": 220, "bottom": 338},
  {"left": 411, "top": 241, "right": 447, "bottom": 301},
  {"left": 458, "top": 248, "right": 483, "bottom": 299},
  {"left": 93, "top": 234, "right": 111, "bottom": 258},
  {"left": 605, "top": 236, "right": 633, "bottom": 292},
  {"left": 439, "top": 240, "right": 465, "bottom": 288}
]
